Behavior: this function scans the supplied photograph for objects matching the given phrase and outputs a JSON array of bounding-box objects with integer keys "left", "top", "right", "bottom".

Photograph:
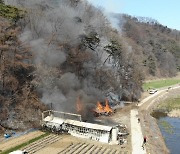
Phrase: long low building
[{"left": 41, "top": 110, "right": 127, "bottom": 144}]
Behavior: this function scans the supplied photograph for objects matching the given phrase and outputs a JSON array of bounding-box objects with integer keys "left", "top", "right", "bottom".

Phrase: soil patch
[
  {"left": 168, "top": 109, "right": 180, "bottom": 117},
  {"left": 0, "top": 131, "right": 44, "bottom": 152}
]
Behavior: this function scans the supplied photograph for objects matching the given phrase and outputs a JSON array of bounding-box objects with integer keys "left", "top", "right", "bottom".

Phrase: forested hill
[
  {"left": 121, "top": 14, "right": 180, "bottom": 78},
  {"left": 0, "top": 0, "right": 179, "bottom": 131}
]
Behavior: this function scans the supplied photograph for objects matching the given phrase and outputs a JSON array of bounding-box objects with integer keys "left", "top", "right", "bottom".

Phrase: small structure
[{"left": 41, "top": 110, "right": 128, "bottom": 145}]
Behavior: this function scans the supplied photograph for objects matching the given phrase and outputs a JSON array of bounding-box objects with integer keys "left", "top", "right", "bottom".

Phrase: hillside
[
  {"left": 121, "top": 14, "right": 180, "bottom": 78},
  {"left": 0, "top": 0, "right": 179, "bottom": 131},
  {"left": 0, "top": 1, "right": 46, "bottom": 131}
]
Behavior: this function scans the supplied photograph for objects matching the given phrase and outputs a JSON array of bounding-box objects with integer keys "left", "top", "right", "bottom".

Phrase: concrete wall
[{"left": 68, "top": 127, "right": 110, "bottom": 143}]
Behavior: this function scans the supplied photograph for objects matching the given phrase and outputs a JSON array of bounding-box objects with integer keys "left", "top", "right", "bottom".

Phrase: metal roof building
[
  {"left": 64, "top": 119, "right": 112, "bottom": 131},
  {"left": 41, "top": 110, "right": 119, "bottom": 144}
]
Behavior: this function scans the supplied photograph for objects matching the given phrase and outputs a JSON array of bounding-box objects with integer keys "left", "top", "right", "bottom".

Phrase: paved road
[
  {"left": 131, "top": 109, "right": 146, "bottom": 154},
  {"left": 131, "top": 84, "right": 180, "bottom": 154},
  {"left": 138, "top": 85, "right": 180, "bottom": 107}
]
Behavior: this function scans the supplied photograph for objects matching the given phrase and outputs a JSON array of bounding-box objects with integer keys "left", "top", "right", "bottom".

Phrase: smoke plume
[{"left": 18, "top": 0, "right": 112, "bottom": 117}]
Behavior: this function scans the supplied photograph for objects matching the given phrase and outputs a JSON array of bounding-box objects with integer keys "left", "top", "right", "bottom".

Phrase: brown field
[{"left": 0, "top": 131, "right": 44, "bottom": 152}]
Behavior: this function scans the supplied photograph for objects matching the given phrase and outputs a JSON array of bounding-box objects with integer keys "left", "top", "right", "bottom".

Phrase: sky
[{"left": 87, "top": 0, "right": 180, "bottom": 30}]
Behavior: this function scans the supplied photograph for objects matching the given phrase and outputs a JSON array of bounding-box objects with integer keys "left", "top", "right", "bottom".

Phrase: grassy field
[
  {"left": 158, "top": 97, "right": 180, "bottom": 112},
  {"left": 143, "top": 79, "right": 180, "bottom": 90}
]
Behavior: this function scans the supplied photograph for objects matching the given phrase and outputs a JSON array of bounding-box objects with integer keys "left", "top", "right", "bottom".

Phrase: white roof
[
  {"left": 43, "top": 115, "right": 112, "bottom": 131},
  {"left": 65, "top": 119, "right": 112, "bottom": 131},
  {"left": 9, "top": 150, "right": 25, "bottom": 154},
  {"left": 44, "top": 116, "right": 64, "bottom": 125}
]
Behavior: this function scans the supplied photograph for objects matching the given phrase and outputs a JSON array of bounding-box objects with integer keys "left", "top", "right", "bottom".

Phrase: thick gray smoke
[
  {"left": 30, "top": 39, "right": 66, "bottom": 67},
  {"left": 18, "top": 0, "right": 110, "bottom": 115}
]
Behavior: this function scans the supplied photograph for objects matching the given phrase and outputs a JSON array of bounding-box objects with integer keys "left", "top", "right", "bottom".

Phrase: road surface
[
  {"left": 131, "top": 84, "right": 180, "bottom": 154},
  {"left": 131, "top": 109, "right": 146, "bottom": 154}
]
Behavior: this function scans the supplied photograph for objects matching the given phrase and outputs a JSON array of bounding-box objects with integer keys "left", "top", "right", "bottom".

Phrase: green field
[
  {"left": 143, "top": 79, "right": 180, "bottom": 90},
  {"left": 158, "top": 97, "right": 180, "bottom": 111}
]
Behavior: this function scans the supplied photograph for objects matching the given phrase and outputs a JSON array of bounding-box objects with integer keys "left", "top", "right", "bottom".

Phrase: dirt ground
[
  {"left": 0, "top": 131, "right": 44, "bottom": 152},
  {"left": 110, "top": 106, "right": 132, "bottom": 151},
  {"left": 36, "top": 134, "right": 129, "bottom": 154}
]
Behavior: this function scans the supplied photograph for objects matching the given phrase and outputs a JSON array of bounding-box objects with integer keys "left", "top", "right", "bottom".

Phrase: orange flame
[
  {"left": 76, "top": 96, "right": 83, "bottom": 113},
  {"left": 95, "top": 99, "right": 113, "bottom": 114},
  {"left": 104, "top": 99, "right": 113, "bottom": 113},
  {"left": 97, "top": 101, "right": 104, "bottom": 112}
]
